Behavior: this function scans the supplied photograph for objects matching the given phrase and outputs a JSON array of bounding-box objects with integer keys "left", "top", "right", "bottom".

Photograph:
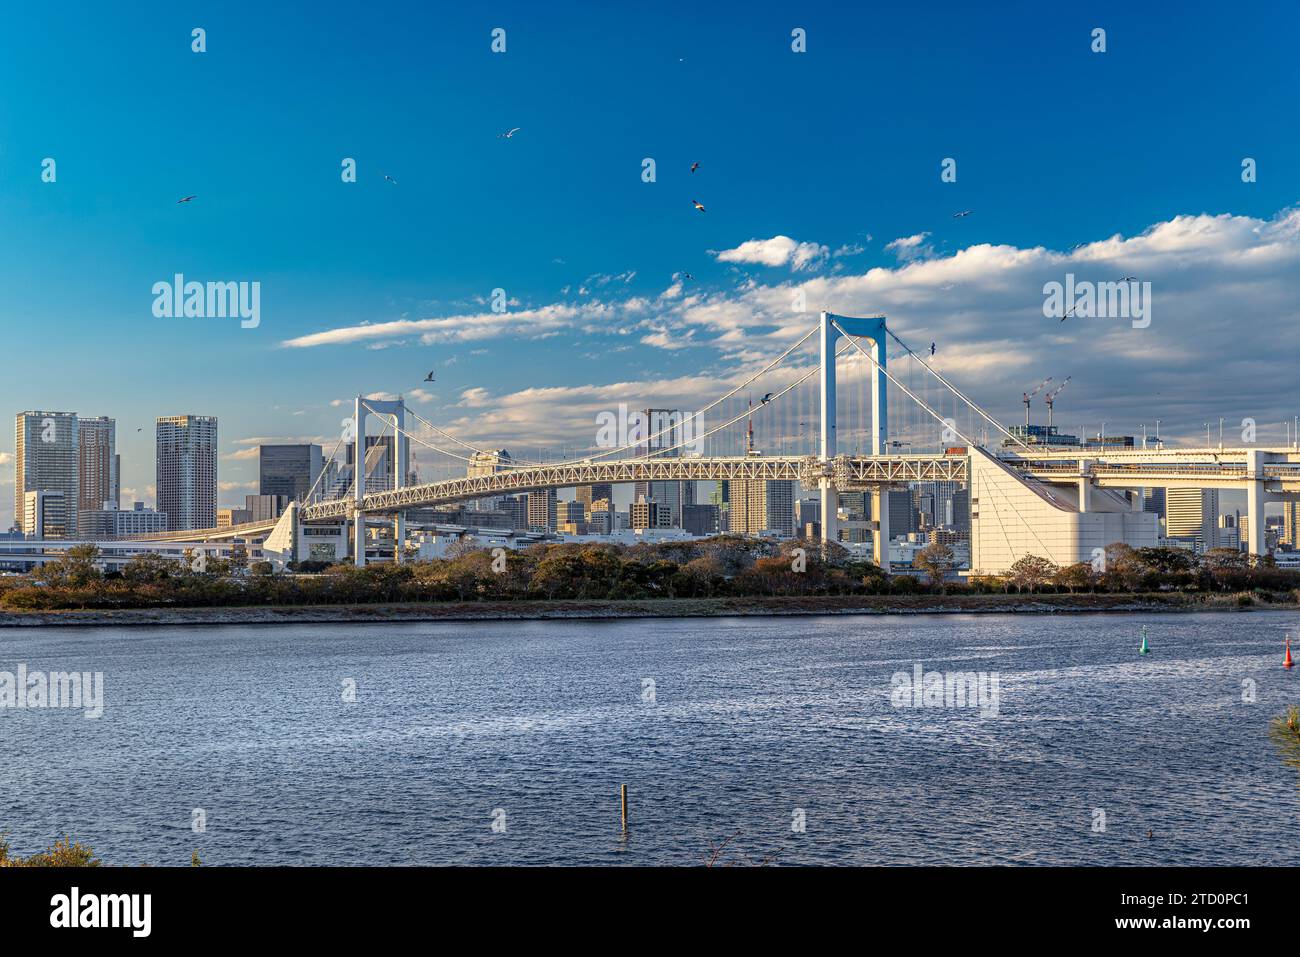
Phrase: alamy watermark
[
  {"left": 891, "top": 663, "right": 1000, "bottom": 717},
  {"left": 152, "top": 274, "right": 261, "bottom": 328},
  {"left": 0, "top": 664, "right": 104, "bottom": 719},
  {"left": 595, "top": 405, "right": 705, "bottom": 454},
  {"left": 1043, "top": 273, "right": 1151, "bottom": 328}
]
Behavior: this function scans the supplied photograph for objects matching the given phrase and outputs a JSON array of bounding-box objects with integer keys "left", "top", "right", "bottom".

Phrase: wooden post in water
[{"left": 620, "top": 784, "right": 629, "bottom": 832}]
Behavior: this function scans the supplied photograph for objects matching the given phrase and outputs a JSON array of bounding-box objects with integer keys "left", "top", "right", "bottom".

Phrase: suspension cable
[{"left": 884, "top": 328, "right": 1030, "bottom": 451}]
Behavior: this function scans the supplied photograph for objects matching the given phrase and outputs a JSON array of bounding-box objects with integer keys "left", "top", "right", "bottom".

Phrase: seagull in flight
[
  {"left": 930, "top": 341, "right": 936, "bottom": 357},
  {"left": 691, "top": 199, "right": 706, "bottom": 212},
  {"left": 1118, "top": 275, "right": 1138, "bottom": 282},
  {"left": 952, "top": 210, "right": 973, "bottom": 218},
  {"left": 681, "top": 272, "right": 695, "bottom": 281},
  {"left": 177, "top": 195, "right": 196, "bottom": 204},
  {"left": 498, "top": 127, "right": 521, "bottom": 139},
  {"left": 383, "top": 173, "right": 398, "bottom": 185},
  {"left": 690, "top": 162, "right": 700, "bottom": 173},
  {"left": 760, "top": 392, "right": 775, "bottom": 404},
  {"left": 423, "top": 371, "right": 436, "bottom": 382}
]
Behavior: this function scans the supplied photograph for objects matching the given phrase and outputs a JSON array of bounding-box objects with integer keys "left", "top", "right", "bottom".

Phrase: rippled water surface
[{"left": 3, "top": 611, "right": 1299, "bottom": 866}]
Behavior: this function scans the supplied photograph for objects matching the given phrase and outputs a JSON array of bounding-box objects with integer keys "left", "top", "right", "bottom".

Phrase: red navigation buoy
[{"left": 1285, "top": 637, "right": 1295, "bottom": 670}]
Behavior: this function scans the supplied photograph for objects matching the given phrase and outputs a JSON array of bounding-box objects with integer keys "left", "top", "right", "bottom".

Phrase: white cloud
[
  {"left": 884, "top": 232, "right": 933, "bottom": 261},
  {"left": 712, "top": 235, "right": 829, "bottom": 271},
  {"left": 274, "top": 205, "right": 1300, "bottom": 447}
]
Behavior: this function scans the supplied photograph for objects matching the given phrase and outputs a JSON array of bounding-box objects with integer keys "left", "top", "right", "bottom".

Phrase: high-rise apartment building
[
  {"left": 1282, "top": 500, "right": 1300, "bottom": 549},
  {"left": 527, "top": 489, "right": 557, "bottom": 533},
  {"left": 258, "top": 444, "right": 323, "bottom": 502},
  {"left": 15, "top": 411, "right": 79, "bottom": 536},
  {"left": 77, "top": 416, "right": 119, "bottom": 520},
  {"left": 1165, "top": 488, "right": 1219, "bottom": 550},
  {"left": 729, "top": 479, "right": 796, "bottom": 537},
  {"left": 156, "top": 415, "right": 218, "bottom": 532}
]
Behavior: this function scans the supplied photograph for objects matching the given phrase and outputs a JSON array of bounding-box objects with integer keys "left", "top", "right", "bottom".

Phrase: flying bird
[
  {"left": 760, "top": 392, "right": 775, "bottom": 404},
  {"left": 929, "top": 341, "right": 936, "bottom": 357},
  {"left": 177, "top": 195, "right": 196, "bottom": 204},
  {"left": 423, "top": 371, "right": 436, "bottom": 382},
  {"left": 383, "top": 174, "right": 398, "bottom": 185},
  {"left": 691, "top": 199, "right": 706, "bottom": 212},
  {"left": 1119, "top": 275, "right": 1138, "bottom": 282},
  {"left": 690, "top": 162, "right": 700, "bottom": 173},
  {"left": 681, "top": 272, "right": 695, "bottom": 281},
  {"left": 498, "top": 128, "right": 521, "bottom": 139},
  {"left": 952, "top": 210, "right": 972, "bottom": 218}
]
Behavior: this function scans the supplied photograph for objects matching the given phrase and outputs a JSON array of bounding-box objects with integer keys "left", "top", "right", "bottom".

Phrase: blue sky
[{"left": 1, "top": 0, "right": 1298, "bottom": 524}]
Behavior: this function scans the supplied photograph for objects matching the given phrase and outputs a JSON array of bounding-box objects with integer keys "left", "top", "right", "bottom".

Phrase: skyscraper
[
  {"left": 1282, "top": 500, "right": 1300, "bottom": 549},
  {"left": 15, "top": 411, "right": 79, "bottom": 536},
  {"left": 1165, "top": 488, "right": 1218, "bottom": 550},
  {"left": 729, "top": 479, "right": 795, "bottom": 537},
  {"left": 259, "top": 444, "right": 324, "bottom": 501},
  {"left": 527, "top": 489, "right": 557, "bottom": 533},
  {"left": 156, "top": 415, "right": 218, "bottom": 532},
  {"left": 77, "top": 416, "right": 119, "bottom": 525},
  {"left": 575, "top": 484, "right": 613, "bottom": 511},
  {"left": 634, "top": 408, "right": 693, "bottom": 527}
]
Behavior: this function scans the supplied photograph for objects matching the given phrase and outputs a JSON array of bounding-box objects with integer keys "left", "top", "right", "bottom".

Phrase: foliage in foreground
[
  {"left": 1270, "top": 706, "right": 1300, "bottom": 774},
  {"left": 2, "top": 539, "right": 1299, "bottom": 612},
  {"left": 0, "top": 835, "right": 100, "bottom": 867}
]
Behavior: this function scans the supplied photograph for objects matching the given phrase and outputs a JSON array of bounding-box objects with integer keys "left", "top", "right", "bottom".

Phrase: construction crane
[
  {"left": 1022, "top": 377, "right": 1053, "bottom": 426},
  {"left": 1044, "top": 377, "right": 1071, "bottom": 427}
]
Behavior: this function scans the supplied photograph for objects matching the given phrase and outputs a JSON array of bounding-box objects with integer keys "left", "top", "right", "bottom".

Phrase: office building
[
  {"left": 244, "top": 494, "right": 289, "bottom": 522},
  {"left": 1165, "top": 488, "right": 1219, "bottom": 551},
  {"left": 23, "top": 490, "right": 68, "bottom": 539},
  {"left": 79, "top": 502, "right": 168, "bottom": 539},
  {"left": 682, "top": 503, "right": 721, "bottom": 536},
  {"left": 15, "top": 411, "right": 80, "bottom": 537},
  {"left": 218, "top": 507, "right": 254, "bottom": 528},
  {"left": 346, "top": 435, "right": 396, "bottom": 493},
  {"left": 575, "top": 484, "right": 613, "bottom": 511},
  {"left": 259, "top": 444, "right": 323, "bottom": 502},
  {"left": 156, "top": 415, "right": 218, "bottom": 532}
]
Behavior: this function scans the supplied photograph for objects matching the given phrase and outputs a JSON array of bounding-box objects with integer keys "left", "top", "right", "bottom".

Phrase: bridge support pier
[
  {"left": 820, "top": 480, "right": 838, "bottom": 548},
  {"left": 353, "top": 510, "right": 367, "bottom": 568},
  {"left": 1246, "top": 450, "right": 1267, "bottom": 558},
  {"left": 393, "top": 512, "right": 405, "bottom": 563},
  {"left": 872, "top": 488, "right": 891, "bottom": 569}
]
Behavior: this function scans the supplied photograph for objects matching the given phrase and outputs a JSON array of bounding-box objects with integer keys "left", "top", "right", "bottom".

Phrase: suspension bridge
[{"left": 41, "top": 312, "right": 1300, "bottom": 576}]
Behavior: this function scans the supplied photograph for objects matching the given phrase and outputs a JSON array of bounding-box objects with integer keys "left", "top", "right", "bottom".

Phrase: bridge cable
[{"left": 884, "top": 327, "right": 1031, "bottom": 451}]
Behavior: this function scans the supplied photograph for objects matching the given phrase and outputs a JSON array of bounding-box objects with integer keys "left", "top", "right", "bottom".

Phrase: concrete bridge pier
[
  {"left": 1246, "top": 450, "right": 1268, "bottom": 558},
  {"left": 353, "top": 509, "right": 367, "bottom": 567},
  {"left": 871, "top": 488, "right": 891, "bottom": 569}
]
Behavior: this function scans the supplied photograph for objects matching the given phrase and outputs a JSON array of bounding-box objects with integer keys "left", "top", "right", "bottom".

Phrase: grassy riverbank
[{"left": 2, "top": 590, "right": 1294, "bottom": 627}]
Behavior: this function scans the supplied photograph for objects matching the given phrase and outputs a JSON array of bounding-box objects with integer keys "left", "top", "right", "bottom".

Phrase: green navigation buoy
[{"left": 1139, "top": 625, "right": 1151, "bottom": 656}]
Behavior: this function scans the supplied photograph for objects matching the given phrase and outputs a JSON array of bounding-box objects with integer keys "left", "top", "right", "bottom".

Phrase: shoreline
[{"left": 1, "top": 593, "right": 1293, "bottom": 627}]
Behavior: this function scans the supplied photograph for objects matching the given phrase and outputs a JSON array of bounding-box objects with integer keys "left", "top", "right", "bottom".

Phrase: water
[{"left": 2, "top": 611, "right": 1298, "bottom": 866}]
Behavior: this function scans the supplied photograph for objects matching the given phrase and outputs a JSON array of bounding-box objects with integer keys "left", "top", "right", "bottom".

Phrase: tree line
[{"left": 0, "top": 539, "right": 1297, "bottom": 611}]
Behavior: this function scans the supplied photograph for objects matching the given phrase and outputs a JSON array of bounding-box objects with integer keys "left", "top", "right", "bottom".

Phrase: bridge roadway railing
[{"left": 300, "top": 454, "right": 970, "bottom": 521}]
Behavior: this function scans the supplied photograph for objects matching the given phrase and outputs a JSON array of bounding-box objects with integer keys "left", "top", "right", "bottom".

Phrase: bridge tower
[
  {"left": 819, "top": 312, "right": 890, "bottom": 570},
  {"left": 351, "top": 395, "right": 409, "bottom": 567}
]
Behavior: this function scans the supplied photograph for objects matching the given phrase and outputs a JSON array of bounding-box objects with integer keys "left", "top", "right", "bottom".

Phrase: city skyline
[{"left": 2, "top": 2, "right": 1299, "bottom": 532}]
